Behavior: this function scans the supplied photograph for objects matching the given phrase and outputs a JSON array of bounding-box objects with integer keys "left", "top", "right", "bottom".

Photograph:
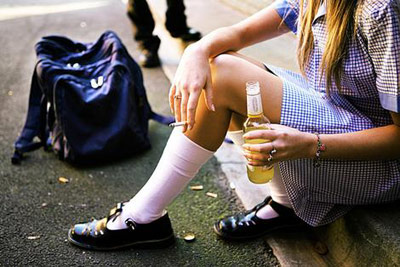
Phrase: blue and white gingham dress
[{"left": 268, "top": 0, "right": 400, "bottom": 226}]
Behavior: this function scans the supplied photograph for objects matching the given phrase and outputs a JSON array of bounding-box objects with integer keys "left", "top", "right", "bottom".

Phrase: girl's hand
[
  {"left": 242, "top": 124, "right": 316, "bottom": 166},
  {"left": 169, "top": 44, "right": 215, "bottom": 132}
]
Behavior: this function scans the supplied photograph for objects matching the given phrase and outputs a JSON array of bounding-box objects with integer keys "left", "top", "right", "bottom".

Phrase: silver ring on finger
[
  {"left": 268, "top": 143, "right": 277, "bottom": 162},
  {"left": 267, "top": 153, "right": 274, "bottom": 162},
  {"left": 270, "top": 144, "right": 277, "bottom": 156}
]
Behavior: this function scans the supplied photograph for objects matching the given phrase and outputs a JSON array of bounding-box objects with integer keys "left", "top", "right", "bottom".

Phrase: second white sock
[
  {"left": 107, "top": 128, "right": 214, "bottom": 229},
  {"left": 256, "top": 165, "right": 292, "bottom": 219}
]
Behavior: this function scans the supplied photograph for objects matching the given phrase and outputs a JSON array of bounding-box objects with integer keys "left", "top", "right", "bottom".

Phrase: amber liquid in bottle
[{"left": 243, "top": 81, "right": 274, "bottom": 184}]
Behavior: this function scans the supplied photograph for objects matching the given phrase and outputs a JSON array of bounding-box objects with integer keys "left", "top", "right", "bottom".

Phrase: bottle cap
[{"left": 246, "top": 81, "right": 260, "bottom": 95}]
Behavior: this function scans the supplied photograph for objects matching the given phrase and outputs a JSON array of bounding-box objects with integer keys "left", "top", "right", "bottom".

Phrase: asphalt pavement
[{"left": 0, "top": 0, "right": 279, "bottom": 266}]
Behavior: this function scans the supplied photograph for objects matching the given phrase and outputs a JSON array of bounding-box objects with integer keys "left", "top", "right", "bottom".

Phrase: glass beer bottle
[{"left": 243, "top": 81, "right": 274, "bottom": 184}]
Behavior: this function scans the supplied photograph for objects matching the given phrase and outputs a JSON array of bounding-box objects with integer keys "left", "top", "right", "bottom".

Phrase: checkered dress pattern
[{"left": 269, "top": 0, "right": 400, "bottom": 226}]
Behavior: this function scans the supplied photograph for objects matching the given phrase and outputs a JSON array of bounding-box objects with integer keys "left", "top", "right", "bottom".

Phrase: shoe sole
[
  {"left": 213, "top": 221, "right": 306, "bottom": 241},
  {"left": 67, "top": 229, "right": 175, "bottom": 251}
]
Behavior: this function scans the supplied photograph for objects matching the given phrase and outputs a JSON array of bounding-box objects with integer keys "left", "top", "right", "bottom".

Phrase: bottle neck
[{"left": 247, "top": 92, "right": 264, "bottom": 117}]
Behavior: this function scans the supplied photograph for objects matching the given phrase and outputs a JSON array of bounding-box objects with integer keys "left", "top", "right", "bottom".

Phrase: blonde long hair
[{"left": 297, "top": 0, "right": 359, "bottom": 92}]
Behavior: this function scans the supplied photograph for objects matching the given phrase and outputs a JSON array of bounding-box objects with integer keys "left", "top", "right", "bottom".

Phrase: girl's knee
[
  {"left": 210, "top": 53, "right": 236, "bottom": 73},
  {"left": 209, "top": 53, "right": 239, "bottom": 95}
]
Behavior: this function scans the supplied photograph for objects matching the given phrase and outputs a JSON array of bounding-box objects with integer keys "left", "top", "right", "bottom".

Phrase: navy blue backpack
[{"left": 12, "top": 31, "right": 173, "bottom": 165}]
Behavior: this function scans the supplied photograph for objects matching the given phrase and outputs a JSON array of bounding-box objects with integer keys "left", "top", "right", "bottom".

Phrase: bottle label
[{"left": 247, "top": 93, "right": 263, "bottom": 116}]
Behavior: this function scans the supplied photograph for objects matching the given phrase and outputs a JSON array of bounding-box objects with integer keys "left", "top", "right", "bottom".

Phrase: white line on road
[{"left": 0, "top": 1, "right": 112, "bottom": 21}]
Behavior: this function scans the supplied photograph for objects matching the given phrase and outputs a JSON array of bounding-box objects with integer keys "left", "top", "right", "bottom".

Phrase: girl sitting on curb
[{"left": 68, "top": 0, "right": 400, "bottom": 250}]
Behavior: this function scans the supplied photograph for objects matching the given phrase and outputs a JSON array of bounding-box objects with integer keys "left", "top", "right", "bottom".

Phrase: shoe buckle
[
  {"left": 125, "top": 218, "right": 137, "bottom": 231},
  {"left": 110, "top": 203, "right": 124, "bottom": 222},
  {"left": 116, "top": 203, "right": 123, "bottom": 211}
]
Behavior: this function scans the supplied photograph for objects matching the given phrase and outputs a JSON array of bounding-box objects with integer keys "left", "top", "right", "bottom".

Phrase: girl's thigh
[{"left": 210, "top": 52, "right": 284, "bottom": 124}]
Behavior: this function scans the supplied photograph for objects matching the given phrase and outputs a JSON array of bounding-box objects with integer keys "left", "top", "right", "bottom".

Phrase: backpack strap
[
  {"left": 149, "top": 111, "right": 174, "bottom": 125},
  {"left": 12, "top": 67, "right": 48, "bottom": 164}
]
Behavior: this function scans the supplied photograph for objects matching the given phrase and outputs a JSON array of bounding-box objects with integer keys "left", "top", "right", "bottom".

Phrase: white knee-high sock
[
  {"left": 227, "top": 130, "right": 245, "bottom": 147},
  {"left": 267, "top": 165, "right": 291, "bottom": 208},
  {"left": 227, "top": 130, "right": 291, "bottom": 219},
  {"left": 107, "top": 128, "right": 214, "bottom": 229},
  {"left": 256, "top": 165, "right": 292, "bottom": 219}
]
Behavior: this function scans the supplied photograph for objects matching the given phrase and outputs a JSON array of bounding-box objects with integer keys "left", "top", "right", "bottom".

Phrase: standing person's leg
[
  {"left": 68, "top": 53, "right": 289, "bottom": 251},
  {"left": 165, "top": 0, "right": 186, "bottom": 32},
  {"left": 165, "top": 0, "right": 201, "bottom": 41},
  {"left": 127, "top": 0, "right": 161, "bottom": 67}
]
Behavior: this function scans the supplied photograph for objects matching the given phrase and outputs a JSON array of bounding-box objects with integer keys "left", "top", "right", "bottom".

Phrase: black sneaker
[
  {"left": 68, "top": 203, "right": 175, "bottom": 250},
  {"left": 139, "top": 49, "right": 160, "bottom": 68},
  {"left": 213, "top": 197, "right": 307, "bottom": 240},
  {"left": 169, "top": 28, "right": 202, "bottom": 42}
]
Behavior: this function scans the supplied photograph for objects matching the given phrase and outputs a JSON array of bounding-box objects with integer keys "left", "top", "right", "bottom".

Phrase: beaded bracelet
[{"left": 313, "top": 133, "right": 326, "bottom": 167}]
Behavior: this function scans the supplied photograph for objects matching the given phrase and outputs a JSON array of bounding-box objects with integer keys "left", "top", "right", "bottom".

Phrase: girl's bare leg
[
  {"left": 187, "top": 53, "right": 288, "bottom": 221},
  {"left": 184, "top": 52, "right": 283, "bottom": 151}
]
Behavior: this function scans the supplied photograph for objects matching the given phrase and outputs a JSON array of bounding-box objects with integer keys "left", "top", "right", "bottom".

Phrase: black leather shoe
[
  {"left": 139, "top": 49, "right": 160, "bottom": 68},
  {"left": 68, "top": 203, "right": 175, "bottom": 250},
  {"left": 169, "top": 28, "right": 202, "bottom": 42},
  {"left": 214, "top": 197, "right": 306, "bottom": 240}
]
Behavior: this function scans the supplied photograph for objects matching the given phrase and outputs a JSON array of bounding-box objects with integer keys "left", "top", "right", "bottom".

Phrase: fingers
[
  {"left": 243, "top": 129, "right": 276, "bottom": 141},
  {"left": 180, "top": 91, "right": 189, "bottom": 132},
  {"left": 242, "top": 141, "right": 275, "bottom": 153},
  {"left": 244, "top": 151, "right": 273, "bottom": 166},
  {"left": 243, "top": 144, "right": 277, "bottom": 166},
  {"left": 170, "top": 73, "right": 214, "bottom": 131},
  {"left": 170, "top": 85, "right": 196, "bottom": 132},
  {"left": 244, "top": 151, "right": 268, "bottom": 161},
  {"left": 243, "top": 124, "right": 301, "bottom": 164},
  {"left": 186, "top": 91, "right": 200, "bottom": 130},
  {"left": 243, "top": 141, "right": 276, "bottom": 165},
  {"left": 203, "top": 80, "right": 215, "bottom": 112},
  {"left": 174, "top": 93, "right": 182, "bottom": 123},
  {"left": 169, "top": 84, "right": 176, "bottom": 114}
]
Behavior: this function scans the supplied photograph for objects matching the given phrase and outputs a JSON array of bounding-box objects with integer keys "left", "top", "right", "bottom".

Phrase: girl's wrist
[
  {"left": 313, "top": 133, "right": 326, "bottom": 167},
  {"left": 305, "top": 132, "right": 318, "bottom": 159},
  {"left": 187, "top": 41, "right": 210, "bottom": 58}
]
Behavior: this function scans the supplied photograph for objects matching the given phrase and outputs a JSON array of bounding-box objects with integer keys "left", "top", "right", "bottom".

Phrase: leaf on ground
[
  {"left": 58, "top": 177, "right": 69, "bottom": 184},
  {"left": 206, "top": 192, "right": 217, "bottom": 198},
  {"left": 189, "top": 185, "right": 204, "bottom": 191},
  {"left": 184, "top": 233, "right": 196, "bottom": 242},
  {"left": 229, "top": 182, "right": 236, "bottom": 189}
]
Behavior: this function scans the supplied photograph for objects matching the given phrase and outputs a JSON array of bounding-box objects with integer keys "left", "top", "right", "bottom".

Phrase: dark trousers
[{"left": 127, "top": 0, "right": 188, "bottom": 51}]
